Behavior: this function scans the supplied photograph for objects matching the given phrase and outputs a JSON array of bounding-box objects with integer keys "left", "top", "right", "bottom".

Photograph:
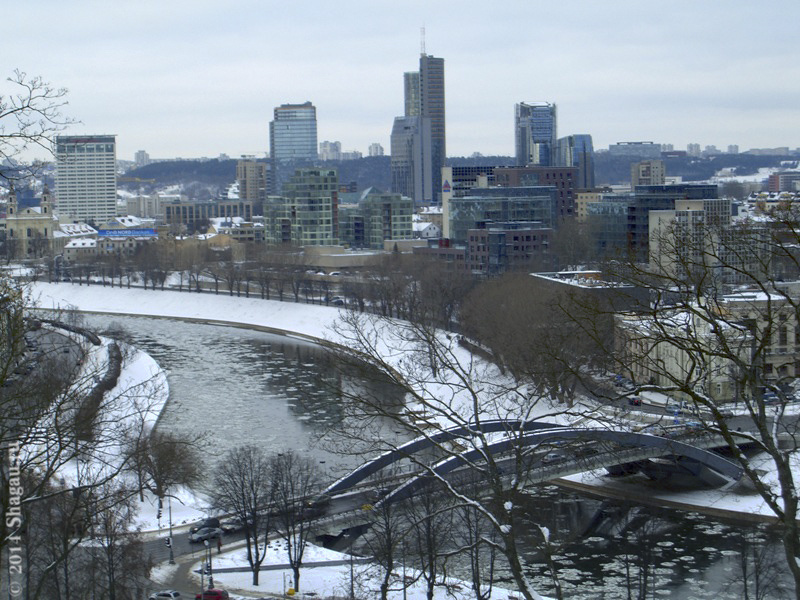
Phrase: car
[
  {"left": 195, "top": 589, "right": 229, "bottom": 600},
  {"left": 220, "top": 518, "right": 245, "bottom": 534},
  {"left": 542, "top": 451, "right": 564, "bottom": 464},
  {"left": 628, "top": 396, "right": 642, "bottom": 406},
  {"left": 190, "top": 517, "right": 221, "bottom": 534},
  {"left": 189, "top": 527, "right": 223, "bottom": 543},
  {"left": 149, "top": 591, "right": 181, "bottom": 600}
]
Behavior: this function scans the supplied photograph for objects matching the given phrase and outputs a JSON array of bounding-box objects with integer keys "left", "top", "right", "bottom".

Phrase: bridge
[{"left": 319, "top": 420, "right": 745, "bottom": 509}]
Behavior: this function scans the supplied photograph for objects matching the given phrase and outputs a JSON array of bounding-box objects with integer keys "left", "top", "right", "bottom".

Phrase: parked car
[
  {"left": 149, "top": 591, "right": 181, "bottom": 600},
  {"left": 628, "top": 396, "right": 642, "bottom": 406},
  {"left": 195, "top": 589, "right": 229, "bottom": 600},
  {"left": 189, "top": 527, "right": 223, "bottom": 543}
]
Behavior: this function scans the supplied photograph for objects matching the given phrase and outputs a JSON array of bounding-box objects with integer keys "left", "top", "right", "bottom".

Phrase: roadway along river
[{"left": 81, "top": 313, "right": 793, "bottom": 599}]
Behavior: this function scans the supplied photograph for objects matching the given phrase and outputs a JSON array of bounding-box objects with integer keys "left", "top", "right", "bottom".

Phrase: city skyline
[{"left": 6, "top": 0, "right": 799, "bottom": 162}]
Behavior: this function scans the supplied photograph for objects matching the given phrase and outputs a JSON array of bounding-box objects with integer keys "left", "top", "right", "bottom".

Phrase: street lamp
[
  {"left": 168, "top": 495, "right": 174, "bottom": 565},
  {"left": 204, "top": 539, "right": 214, "bottom": 589}
]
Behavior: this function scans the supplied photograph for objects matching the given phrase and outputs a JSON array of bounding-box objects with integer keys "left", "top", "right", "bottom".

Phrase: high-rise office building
[
  {"left": 419, "top": 54, "right": 446, "bottom": 203},
  {"left": 556, "top": 134, "right": 595, "bottom": 189},
  {"left": 54, "top": 135, "right": 117, "bottom": 224},
  {"left": 390, "top": 116, "right": 432, "bottom": 204},
  {"left": 391, "top": 53, "right": 445, "bottom": 206},
  {"left": 515, "top": 102, "right": 557, "bottom": 167},
  {"left": 269, "top": 102, "right": 318, "bottom": 163},
  {"left": 269, "top": 102, "right": 318, "bottom": 195}
]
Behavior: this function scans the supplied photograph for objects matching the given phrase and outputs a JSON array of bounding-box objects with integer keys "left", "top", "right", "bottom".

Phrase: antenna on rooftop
[{"left": 420, "top": 26, "right": 426, "bottom": 56}]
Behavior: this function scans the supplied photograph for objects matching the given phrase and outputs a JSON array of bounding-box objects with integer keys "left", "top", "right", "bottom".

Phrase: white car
[{"left": 149, "top": 591, "right": 181, "bottom": 600}]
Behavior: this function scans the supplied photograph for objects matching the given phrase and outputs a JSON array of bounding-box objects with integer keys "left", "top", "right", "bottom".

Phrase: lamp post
[
  {"left": 168, "top": 495, "right": 174, "bottom": 565},
  {"left": 204, "top": 539, "right": 214, "bottom": 589}
]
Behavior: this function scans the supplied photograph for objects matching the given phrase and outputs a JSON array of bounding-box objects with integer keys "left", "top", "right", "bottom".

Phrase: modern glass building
[
  {"left": 390, "top": 116, "right": 432, "bottom": 205},
  {"left": 54, "top": 135, "right": 117, "bottom": 224},
  {"left": 515, "top": 102, "right": 557, "bottom": 167},
  {"left": 448, "top": 186, "right": 556, "bottom": 244},
  {"left": 391, "top": 54, "right": 445, "bottom": 206},
  {"left": 556, "top": 134, "right": 595, "bottom": 189},
  {"left": 268, "top": 168, "right": 338, "bottom": 246},
  {"left": 269, "top": 102, "right": 318, "bottom": 163}
]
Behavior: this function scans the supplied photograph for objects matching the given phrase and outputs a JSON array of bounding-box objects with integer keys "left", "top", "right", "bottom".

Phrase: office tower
[
  {"left": 270, "top": 102, "right": 318, "bottom": 163},
  {"left": 556, "top": 134, "right": 595, "bottom": 189},
  {"left": 515, "top": 102, "right": 557, "bottom": 167},
  {"left": 391, "top": 116, "right": 432, "bottom": 204},
  {"left": 404, "top": 72, "right": 420, "bottom": 117},
  {"left": 687, "top": 143, "right": 701, "bottom": 157},
  {"left": 419, "top": 54, "right": 446, "bottom": 203},
  {"left": 391, "top": 53, "right": 445, "bottom": 206},
  {"left": 54, "top": 135, "right": 117, "bottom": 224},
  {"left": 727, "top": 144, "right": 739, "bottom": 154},
  {"left": 134, "top": 150, "right": 150, "bottom": 168},
  {"left": 368, "top": 143, "right": 384, "bottom": 157}
]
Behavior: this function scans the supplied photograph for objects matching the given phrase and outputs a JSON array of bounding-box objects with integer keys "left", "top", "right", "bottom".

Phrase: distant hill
[{"left": 119, "top": 153, "right": 792, "bottom": 200}]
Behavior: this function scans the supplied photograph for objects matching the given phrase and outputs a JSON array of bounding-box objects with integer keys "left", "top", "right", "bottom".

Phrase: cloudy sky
[{"left": 6, "top": 0, "right": 799, "bottom": 162}]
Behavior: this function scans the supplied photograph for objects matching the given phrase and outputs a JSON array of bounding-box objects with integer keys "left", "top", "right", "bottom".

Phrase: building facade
[
  {"left": 515, "top": 102, "right": 557, "bottom": 167},
  {"left": 269, "top": 102, "right": 318, "bottom": 163},
  {"left": 391, "top": 54, "right": 445, "bottom": 206},
  {"left": 265, "top": 168, "right": 339, "bottom": 246},
  {"left": 631, "top": 160, "right": 666, "bottom": 187},
  {"left": 236, "top": 158, "right": 268, "bottom": 205},
  {"left": 556, "top": 134, "right": 595, "bottom": 189},
  {"left": 390, "top": 116, "right": 432, "bottom": 205},
  {"left": 55, "top": 135, "right": 117, "bottom": 224}
]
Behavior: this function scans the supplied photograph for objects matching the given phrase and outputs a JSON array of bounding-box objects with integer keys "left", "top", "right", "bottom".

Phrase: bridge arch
[
  {"left": 321, "top": 419, "right": 561, "bottom": 497},
  {"left": 380, "top": 428, "right": 744, "bottom": 504}
]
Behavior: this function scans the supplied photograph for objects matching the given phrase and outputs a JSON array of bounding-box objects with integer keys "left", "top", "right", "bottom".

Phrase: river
[{"left": 81, "top": 313, "right": 792, "bottom": 599}]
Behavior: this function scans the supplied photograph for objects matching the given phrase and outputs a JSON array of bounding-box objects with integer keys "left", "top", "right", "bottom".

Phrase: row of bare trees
[{"left": 0, "top": 278, "right": 203, "bottom": 598}]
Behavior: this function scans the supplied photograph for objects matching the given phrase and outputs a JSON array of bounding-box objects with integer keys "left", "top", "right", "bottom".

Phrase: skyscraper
[
  {"left": 391, "top": 116, "right": 432, "bottom": 204},
  {"left": 419, "top": 54, "right": 446, "bottom": 203},
  {"left": 269, "top": 102, "right": 318, "bottom": 163},
  {"left": 54, "top": 135, "right": 117, "bottom": 224},
  {"left": 390, "top": 53, "right": 445, "bottom": 206},
  {"left": 515, "top": 102, "right": 557, "bottom": 167},
  {"left": 556, "top": 134, "right": 595, "bottom": 189}
]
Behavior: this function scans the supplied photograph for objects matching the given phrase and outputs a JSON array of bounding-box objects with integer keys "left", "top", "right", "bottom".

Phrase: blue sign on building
[{"left": 97, "top": 229, "right": 156, "bottom": 237}]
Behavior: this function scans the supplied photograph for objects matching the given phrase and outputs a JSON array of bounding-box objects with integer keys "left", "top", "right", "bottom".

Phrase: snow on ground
[
  {"left": 154, "top": 540, "right": 524, "bottom": 600},
  {"left": 27, "top": 281, "right": 791, "bottom": 523}
]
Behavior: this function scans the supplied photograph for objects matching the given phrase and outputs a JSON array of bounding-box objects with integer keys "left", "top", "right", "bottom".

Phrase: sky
[{"left": 6, "top": 1, "right": 800, "bottom": 162}]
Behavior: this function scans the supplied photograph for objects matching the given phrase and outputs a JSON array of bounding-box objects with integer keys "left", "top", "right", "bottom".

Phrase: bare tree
[
  {"left": 211, "top": 445, "right": 276, "bottom": 586},
  {"left": 0, "top": 70, "right": 76, "bottom": 183},
  {"left": 271, "top": 450, "right": 322, "bottom": 593},
  {"left": 328, "top": 305, "right": 578, "bottom": 600}
]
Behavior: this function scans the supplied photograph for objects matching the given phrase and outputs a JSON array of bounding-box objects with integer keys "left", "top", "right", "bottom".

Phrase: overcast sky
[{"left": 6, "top": 0, "right": 799, "bottom": 162}]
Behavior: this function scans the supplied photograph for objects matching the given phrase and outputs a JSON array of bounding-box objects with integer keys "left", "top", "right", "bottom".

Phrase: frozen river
[{"left": 81, "top": 312, "right": 792, "bottom": 599}]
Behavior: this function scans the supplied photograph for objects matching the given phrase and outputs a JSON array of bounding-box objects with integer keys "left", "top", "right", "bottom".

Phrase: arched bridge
[{"left": 320, "top": 421, "right": 744, "bottom": 504}]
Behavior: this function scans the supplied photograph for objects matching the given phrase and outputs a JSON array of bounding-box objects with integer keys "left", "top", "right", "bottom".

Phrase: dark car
[
  {"left": 628, "top": 396, "right": 642, "bottom": 406},
  {"left": 189, "top": 517, "right": 221, "bottom": 534},
  {"left": 189, "top": 527, "right": 223, "bottom": 543},
  {"left": 195, "top": 589, "right": 229, "bottom": 600}
]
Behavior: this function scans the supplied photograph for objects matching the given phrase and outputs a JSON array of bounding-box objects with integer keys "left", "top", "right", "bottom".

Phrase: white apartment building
[{"left": 55, "top": 135, "right": 117, "bottom": 224}]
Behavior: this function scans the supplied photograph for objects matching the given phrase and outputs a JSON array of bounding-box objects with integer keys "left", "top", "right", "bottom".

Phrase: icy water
[{"left": 81, "top": 314, "right": 793, "bottom": 599}]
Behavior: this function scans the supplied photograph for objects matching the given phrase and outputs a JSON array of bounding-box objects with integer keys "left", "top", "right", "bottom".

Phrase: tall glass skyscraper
[
  {"left": 269, "top": 102, "right": 318, "bottom": 163},
  {"left": 54, "top": 135, "right": 117, "bottom": 224},
  {"left": 556, "top": 134, "right": 595, "bottom": 189},
  {"left": 515, "top": 102, "right": 557, "bottom": 167},
  {"left": 391, "top": 54, "right": 445, "bottom": 206}
]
